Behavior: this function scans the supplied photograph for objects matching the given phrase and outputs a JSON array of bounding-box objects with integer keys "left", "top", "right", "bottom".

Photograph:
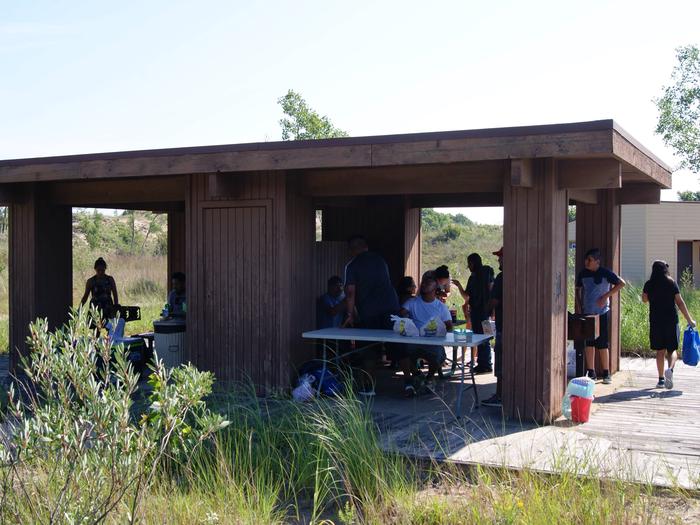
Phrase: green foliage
[
  {"left": 73, "top": 209, "right": 166, "bottom": 257},
  {"left": 568, "top": 205, "right": 576, "bottom": 222},
  {"left": 656, "top": 45, "right": 700, "bottom": 173},
  {"left": 621, "top": 282, "right": 700, "bottom": 356},
  {"left": 278, "top": 89, "right": 348, "bottom": 140},
  {"left": 0, "top": 306, "right": 228, "bottom": 524},
  {"left": 421, "top": 208, "right": 500, "bottom": 276},
  {"left": 678, "top": 190, "right": 700, "bottom": 201}
]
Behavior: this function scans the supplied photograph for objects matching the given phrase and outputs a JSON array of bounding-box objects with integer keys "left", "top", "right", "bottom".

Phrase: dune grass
[{"left": 130, "top": 385, "right": 685, "bottom": 524}]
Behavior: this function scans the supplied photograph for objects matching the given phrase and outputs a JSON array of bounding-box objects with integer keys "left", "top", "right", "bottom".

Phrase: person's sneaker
[
  {"left": 602, "top": 375, "right": 612, "bottom": 385},
  {"left": 664, "top": 368, "right": 674, "bottom": 390},
  {"left": 473, "top": 366, "right": 493, "bottom": 375},
  {"left": 586, "top": 370, "right": 598, "bottom": 381},
  {"left": 655, "top": 378, "right": 665, "bottom": 389},
  {"left": 403, "top": 384, "right": 416, "bottom": 398},
  {"left": 481, "top": 394, "right": 502, "bottom": 407}
]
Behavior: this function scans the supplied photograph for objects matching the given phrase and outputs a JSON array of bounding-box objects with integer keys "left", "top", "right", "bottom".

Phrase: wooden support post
[
  {"left": 167, "top": 210, "right": 186, "bottom": 291},
  {"left": 503, "top": 159, "right": 568, "bottom": 423},
  {"left": 404, "top": 205, "right": 421, "bottom": 283},
  {"left": 9, "top": 184, "right": 72, "bottom": 371},
  {"left": 575, "top": 189, "right": 621, "bottom": 375}
]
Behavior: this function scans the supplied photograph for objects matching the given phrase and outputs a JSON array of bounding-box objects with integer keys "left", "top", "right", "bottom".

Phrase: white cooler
[{"left": 153, "top": 320, "right": 186, "bottom": 369}]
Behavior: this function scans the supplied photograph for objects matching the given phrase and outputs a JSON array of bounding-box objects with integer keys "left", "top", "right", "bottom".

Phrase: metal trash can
[{"left": 153, "top": 320, "right": 186, "bottom": 369}]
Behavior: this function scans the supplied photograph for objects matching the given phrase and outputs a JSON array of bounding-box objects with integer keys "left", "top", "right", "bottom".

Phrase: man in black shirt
[
  {"left": 482, "top": 248, "right": 503, "bottom": 407},
  {"left": 464, "top": 253, "right": 494, "bottom": 373},
  {"left": 342, "top": 235, "right": 400, "bottom": 395},
  {"left": 343, "top": 235, "right": 399, "bottom": 329}
]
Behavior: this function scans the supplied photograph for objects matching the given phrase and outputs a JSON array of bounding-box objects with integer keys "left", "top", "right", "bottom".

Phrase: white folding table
[{"left": 301, "top": 328, "right": 492, "bottom": 417}]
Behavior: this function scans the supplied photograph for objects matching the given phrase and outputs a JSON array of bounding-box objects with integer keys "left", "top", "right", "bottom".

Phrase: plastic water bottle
[
  {"left": 161, "top": 303, "right": 170, "bottom": 318},
  {"left": 562, "top": 393, "right": 572, "bottom": 420}
]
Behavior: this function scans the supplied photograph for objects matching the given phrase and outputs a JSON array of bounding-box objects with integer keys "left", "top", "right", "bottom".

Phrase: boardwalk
[{"left": 371, "top": 357, "right": 700, "bottom": 489}]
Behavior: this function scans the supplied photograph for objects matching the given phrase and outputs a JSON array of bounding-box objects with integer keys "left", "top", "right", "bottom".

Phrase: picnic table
[{"left": 301, "top": 328, "right": 492, "bottom": 417}]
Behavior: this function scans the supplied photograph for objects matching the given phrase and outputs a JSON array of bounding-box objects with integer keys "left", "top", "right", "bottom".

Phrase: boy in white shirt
[{"left": 399, "top": 271, "right": 453, "bottom": 395}]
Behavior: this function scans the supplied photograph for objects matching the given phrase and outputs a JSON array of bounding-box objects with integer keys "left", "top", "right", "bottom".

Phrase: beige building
[{"left": 570, "top": 202, "right": 700, "bottom": 286}]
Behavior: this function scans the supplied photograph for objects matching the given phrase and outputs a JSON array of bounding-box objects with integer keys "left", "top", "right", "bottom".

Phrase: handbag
[{"left": 682, "top": 325, "right": 700, "bottom": 366}]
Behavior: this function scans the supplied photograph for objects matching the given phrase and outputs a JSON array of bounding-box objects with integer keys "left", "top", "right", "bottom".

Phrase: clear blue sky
[{"left": 2, "top": 1, "right": 699, "bottom": 223}]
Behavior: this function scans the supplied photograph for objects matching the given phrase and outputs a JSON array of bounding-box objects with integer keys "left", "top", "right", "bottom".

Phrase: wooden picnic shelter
[{"left": 0, "top": 120, "right": 671, "bottom": 423}]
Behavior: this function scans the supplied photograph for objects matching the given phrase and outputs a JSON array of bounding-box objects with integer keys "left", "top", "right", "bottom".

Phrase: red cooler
[{"left": 570, "top": 395, "right": 592, "bottom": 423}]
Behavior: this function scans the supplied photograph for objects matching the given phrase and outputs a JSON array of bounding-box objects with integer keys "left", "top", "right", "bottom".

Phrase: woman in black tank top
[{"left": 80, "top": 257, "right": 119, "bottom": 319}]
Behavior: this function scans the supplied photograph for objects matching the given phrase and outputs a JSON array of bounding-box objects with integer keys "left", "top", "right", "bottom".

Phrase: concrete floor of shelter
[{"left": 369, "top": 357, "right": 700, "bottom": 490}]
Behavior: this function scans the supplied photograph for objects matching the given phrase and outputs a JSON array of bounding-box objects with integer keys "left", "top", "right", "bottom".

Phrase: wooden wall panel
[
  {"left": 285, "top": 173, "right": 316, "bottom": 372},
  {"left": 9, "top": 184, "right": 72, "bottom": 370},
  {"left": 167, "top": 210, "right": 186, "bottom": 289},
  {"left": 186, "top": 171, "right": 287, "bottom": 389},
  {"left": 575, "top": 189, "right": 621, "bottom": 374},
  {"left": 404, "top": 207, "right": 421, "bottom": 282},
  {"left": 321, "top": 199, "right": 407, "bottom": 286},
  {"left": 315, "top": 242, "right": 349, "bottom": 299},
  {"left": 503, "top": 159, "right": 568, "bottom": 423}
]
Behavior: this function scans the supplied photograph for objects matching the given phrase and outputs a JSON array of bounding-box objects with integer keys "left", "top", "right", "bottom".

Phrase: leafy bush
[{"left": 0, "top": 306, "right": 228, "bottom": 524}]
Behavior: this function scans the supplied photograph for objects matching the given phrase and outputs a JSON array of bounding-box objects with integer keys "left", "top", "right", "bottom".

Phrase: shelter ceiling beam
[
  {"left": 409, "top": 192, "right": 503, "bottom": 208},
  {"left": 568, "top": 189, "right": 598, "bottom": 204},
  {"left": 619, "top": 183, "right": 661, "bottom": 205},
  {"left": 300, "top": 161, "right": 508, "bottom": 197},
  {"left": 45, "top": 176, "right": 186, "bottom": 206},
  {"left": 557, "top": 159, "right": 621, "bottom": 189}
]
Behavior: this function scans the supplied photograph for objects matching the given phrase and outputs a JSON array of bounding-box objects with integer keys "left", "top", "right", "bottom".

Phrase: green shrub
[{"left": 0, "top": 306, "right": 228, "bottom": 524}]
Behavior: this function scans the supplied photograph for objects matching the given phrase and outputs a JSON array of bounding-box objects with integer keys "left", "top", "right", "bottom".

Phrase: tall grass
[
  {"left": 131, "top": 385, "right": 674, "bottom": 524},
  {"left": 621, "top": 282, "right": 700, "bottom": 356}
]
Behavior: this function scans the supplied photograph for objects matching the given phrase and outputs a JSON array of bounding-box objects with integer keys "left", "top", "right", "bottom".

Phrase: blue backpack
[{"left": 682, "top": 326, "right": 700, "bottom": 366}]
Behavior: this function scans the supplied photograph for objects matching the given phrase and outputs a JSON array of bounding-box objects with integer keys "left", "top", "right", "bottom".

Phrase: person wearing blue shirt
[
  {"left": 575, "top": 248, "right": 626, "bottom": 384},
  {"left": 316, "top": 276, "right": 346, "bottom": 329}
]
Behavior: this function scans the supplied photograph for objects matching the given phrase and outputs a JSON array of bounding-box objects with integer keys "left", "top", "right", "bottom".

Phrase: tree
[
  {"left": 678, "top": 190, "right": 700, "bottom": 201},
  {"left": 655, "top": 45, "right": 700, "bottom": 173},
  {"left": 278, "top": 90, "right": 348, "bottom": 140}
]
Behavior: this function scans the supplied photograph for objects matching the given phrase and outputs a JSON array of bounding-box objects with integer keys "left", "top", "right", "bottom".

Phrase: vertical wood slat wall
[
  {"left": 9, "top": 184, "right": 72, "bottom": 370},
  {"left": 186, "top": 171, "right": 304, "bottom": 389},
  {"left": 503, "top": 159, "right": 568, "bottom": 423},
  {"left": 404, "top": 207, "right": 421, "bottom": 281},
  {"left": 321, "top": 199, "right": 412, "bottom": 286},
  {"left": 285, "top": 173, "right": 316, "bottom": 371},
  {"left": 167, "top": 210, "right": 187, "bottom": 290},
  {"left": 575, "top": 189, "right": 622, "bottom": 374}
]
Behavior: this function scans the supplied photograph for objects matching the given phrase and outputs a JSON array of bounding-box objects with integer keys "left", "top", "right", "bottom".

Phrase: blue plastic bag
[{"left": 682, "top": 325, "right": 700, "bottom": 366}]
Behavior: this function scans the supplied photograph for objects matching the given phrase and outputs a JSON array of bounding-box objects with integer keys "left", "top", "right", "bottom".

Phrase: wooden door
[{"left": 199, "top": 201, "right": 273, "bottom": 386}]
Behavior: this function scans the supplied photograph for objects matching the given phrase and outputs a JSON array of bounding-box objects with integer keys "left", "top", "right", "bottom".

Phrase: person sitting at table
[
  {"left": 396, "top": 276, "right": 417, "bottom": 306},
  {"left": 167, "top": 272, "right": 187, "bottom": 319},
  {"left": 316, "top": 275, "right": 346, "bottom": 329},
  {"left": 80, "top": 257, "right": 119, "bottom": 320},
  {"left": 399, "top": 271, "right": 454, "bottom": 395}
]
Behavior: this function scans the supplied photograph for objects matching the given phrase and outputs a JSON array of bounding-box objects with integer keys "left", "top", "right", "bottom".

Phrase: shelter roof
[{"left": 0, "top": 120, "right": 672, "bottom": 188}]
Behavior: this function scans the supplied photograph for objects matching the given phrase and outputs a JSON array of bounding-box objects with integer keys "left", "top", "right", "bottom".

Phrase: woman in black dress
[
  {"left": 80, "top": 257, "right": 119, "bottom": 320},
  {"left": 642, "top": 260, "right": 695, "bottom": 389}
]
